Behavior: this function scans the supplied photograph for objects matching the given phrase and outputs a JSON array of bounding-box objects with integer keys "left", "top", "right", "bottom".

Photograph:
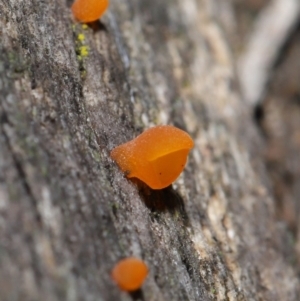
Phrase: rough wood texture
[{"left": 0, "top": 0, "right": 299, "bottom": 300}]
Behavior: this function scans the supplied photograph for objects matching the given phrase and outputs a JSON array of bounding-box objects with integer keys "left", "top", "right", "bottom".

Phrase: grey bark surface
[{"left": 0, "top": 0, "right": 299, "bottom": 301}]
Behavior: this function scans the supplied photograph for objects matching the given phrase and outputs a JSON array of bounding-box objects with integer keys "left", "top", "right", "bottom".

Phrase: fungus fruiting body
[
  {"left": 71, "top": 0, "right": 109, "bottom": 23},
  {"left": 110, "top": 125, "right": 194, "bottom": 189},
  {"left": 111, "top": 257, "right": 148, "bottom": 291}
]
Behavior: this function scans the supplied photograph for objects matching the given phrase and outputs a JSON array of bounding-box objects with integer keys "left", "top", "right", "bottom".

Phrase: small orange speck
[
  {"left": 71, "top": 0, "right": 109, "bottom": 23},
  {"left": 111, "top": 257, "right": 148, "bottom": 292},
  {"left": 110, "top": 125, "right": 194, "bottom": 189}
]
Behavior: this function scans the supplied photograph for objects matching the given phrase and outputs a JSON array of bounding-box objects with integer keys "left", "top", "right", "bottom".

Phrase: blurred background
[{"left": 233, "top": 0, "right": 300, "bottom": 266}]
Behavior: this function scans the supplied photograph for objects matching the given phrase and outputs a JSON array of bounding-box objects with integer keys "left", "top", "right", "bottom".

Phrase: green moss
[
  {"left": 32, "top": 106, "right": 37, "bottom": 117},
  {"left": 4, "top": 51, "right": 29, "bottom": 78},
  {"left": 41, "top": 164, "right": 48, "bottom": 177},
  {"left": 7, "top": 184, "right": 19, "bottom": 202},
  {"left": 92, "top": 150, "right": 102, "bottom": 163}
]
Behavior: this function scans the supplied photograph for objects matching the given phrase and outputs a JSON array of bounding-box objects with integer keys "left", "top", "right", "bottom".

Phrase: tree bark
[{"left": 0, "top": 0, "right": 299, "bottom": 300}]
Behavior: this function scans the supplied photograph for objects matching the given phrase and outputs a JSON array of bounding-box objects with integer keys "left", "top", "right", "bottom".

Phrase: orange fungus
[
  {"left": 110, "top": 125, "right": 194, "bottom": 189},
  {"left": 71, "top": 0, "right": 109, "bottom": 23},
  {"left": 111, "top": 257, "right": 148, "bottom": 291}
]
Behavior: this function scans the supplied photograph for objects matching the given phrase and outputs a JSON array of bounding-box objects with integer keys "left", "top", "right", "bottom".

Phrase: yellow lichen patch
[
  {"left": 77, "top": 33, "right": 85, "bottom": 42},
  {"left": 79, "top": 45, "right": 89, "bottom": 57},
  {"left": 72, "top": 24, "right": 89, "bottom": 77}
]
